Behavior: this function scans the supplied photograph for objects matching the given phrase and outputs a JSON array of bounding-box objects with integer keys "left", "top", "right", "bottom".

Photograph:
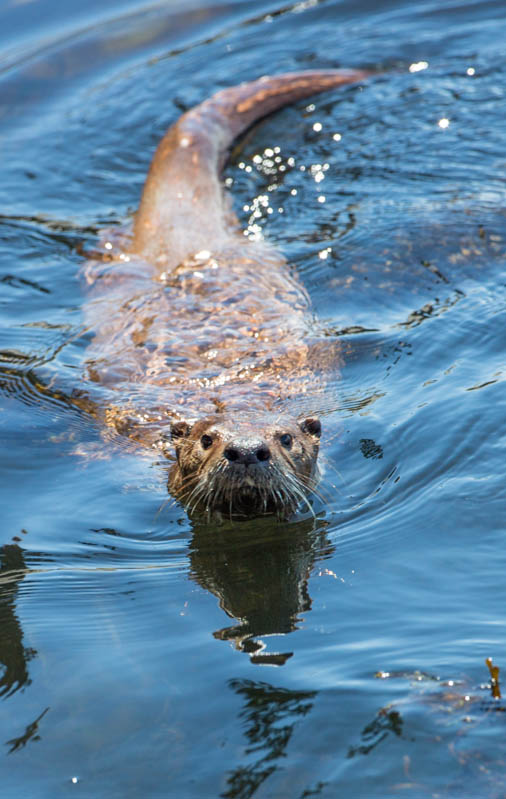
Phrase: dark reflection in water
[
  {"left": 189, "top": 517, "right": 332, "bottom": 664},
  {"left": 223, "top": 678, "right": 317, "bottom": 799},
  {"left": 0, "top": 541, "right": 51, "bottom": 756},
  {"left": 0, "top": 542, "right": 36, "bottom": 699},
  {"left": 6, "top": 707, "right": 50, "bottom": 755},
  {"left": 347, "top": 706, "right": 403, "bottom": 758}
]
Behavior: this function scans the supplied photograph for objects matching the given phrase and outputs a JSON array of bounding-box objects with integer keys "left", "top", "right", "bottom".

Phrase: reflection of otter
[
  {"left": 189, "top": 516, "right": 332, "bottom": 664},
  {"left": 222, "top": 678, "right": 318, "bottom": 798},
  {"left": 83, "top": 69, "right": 371, "bottom": 517}
]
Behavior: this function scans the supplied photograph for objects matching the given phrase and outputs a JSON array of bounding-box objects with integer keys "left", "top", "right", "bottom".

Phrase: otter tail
[{"left": 133, "top": 69, "right": 371, "bottom": 263}]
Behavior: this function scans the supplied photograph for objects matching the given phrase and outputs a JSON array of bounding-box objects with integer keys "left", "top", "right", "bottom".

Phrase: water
[{"left": 1, "top": 0, "right": 506, "bottom": 796}]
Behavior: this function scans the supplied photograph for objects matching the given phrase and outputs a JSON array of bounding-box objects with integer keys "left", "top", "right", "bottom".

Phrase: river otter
[{"left": 83, "top": 69, "right": 371, "bottom": 519}]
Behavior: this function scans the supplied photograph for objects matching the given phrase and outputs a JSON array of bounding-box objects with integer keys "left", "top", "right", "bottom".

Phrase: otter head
[{"left": 167, "top": 413, "right": 321, "bottom": 519}]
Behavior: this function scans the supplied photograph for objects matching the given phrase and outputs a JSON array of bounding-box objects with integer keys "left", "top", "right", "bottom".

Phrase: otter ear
[
  {"left": 170, "top": 420, "right": 192, "bottom": 441},
  {"left": 300, "top": 417, "right": 321, "bottom": 439}
]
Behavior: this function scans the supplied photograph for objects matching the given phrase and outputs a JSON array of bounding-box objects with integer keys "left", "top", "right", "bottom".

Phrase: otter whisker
[
  {"left": 318, "top": 457, "right": 346, "bottom": 491},
  {"left": 268, "top": 463, "right": 298, "bottom": 517},
  {"left": 295, "top": 472, "right": 327, "bottom": 504},
  {"left": 154, "top": 494, "right": 178, "bottom": 520},
  {"left": 275, "top": 466, "right": 316, "bottom": 519},
  {"left": 186, "top": 478, "right": 211, "bottom": 515},
  {"left": 295, "top": 482, "right": 315, "bottom": 517}
]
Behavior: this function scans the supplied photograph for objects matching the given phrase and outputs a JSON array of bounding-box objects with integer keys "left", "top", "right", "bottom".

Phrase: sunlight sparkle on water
[
  {"left": 292, "top": 0, "right": 318, "bottom": 14},
  {"left": 438, "top": 117, "right": 450, "bottom": 129},
  {"left": 317, "top": 568, "right": 342, "bottom": 580},
  {"left": 467, "top": 67, "right": 475, "bottom": 76},
  {"left": 243, "top": 223, "right": 263, "bottom": 240},
  {"left": 313, "top": 122, "right": 322, "bottom": 132},
  {"left": 409, "top": 61, "right": 428, "bottom": 73},
  {"left": 311, "top": 163, "right": 327, "bottom": 184}
]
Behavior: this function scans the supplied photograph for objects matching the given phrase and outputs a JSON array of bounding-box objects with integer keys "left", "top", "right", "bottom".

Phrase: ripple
[{"left": 2, "top": 7, "right": 506, "bottom": 799}]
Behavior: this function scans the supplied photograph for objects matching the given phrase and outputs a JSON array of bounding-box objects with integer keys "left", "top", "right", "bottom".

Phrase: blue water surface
[{"left": 1, "top": 1, "right": 506, "bottom": 797}]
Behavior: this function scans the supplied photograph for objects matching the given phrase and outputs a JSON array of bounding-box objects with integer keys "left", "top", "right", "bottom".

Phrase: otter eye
[
  {"left": 200, "top": 434, "right": 213, "bottom": 450},
  {"left": 279, "top": 433, "right": 293, "bottom": 449}
]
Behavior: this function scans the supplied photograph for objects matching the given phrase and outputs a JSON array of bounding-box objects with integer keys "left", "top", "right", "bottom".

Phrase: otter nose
[{"left": 223, "top": 444, "right": 271, "bottom": 465}]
